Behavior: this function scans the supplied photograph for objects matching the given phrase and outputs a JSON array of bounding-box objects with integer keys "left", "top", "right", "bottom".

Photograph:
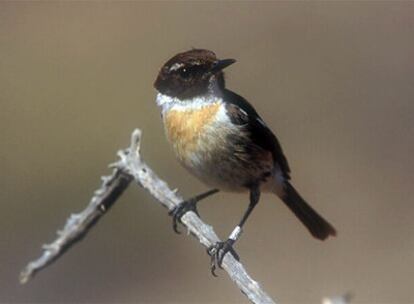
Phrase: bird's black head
[{"left": 154, "top": 49, "right": 236, "bottom": 99}]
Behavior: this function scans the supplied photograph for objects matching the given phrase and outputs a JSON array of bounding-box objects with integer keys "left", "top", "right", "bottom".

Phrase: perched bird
[{"left": 154, "top": 49, "right": 336, "bottom": 274}]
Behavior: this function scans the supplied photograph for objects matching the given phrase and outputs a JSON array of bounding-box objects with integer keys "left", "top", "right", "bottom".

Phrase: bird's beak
[{"left": 211, "top": 58, "right": 236, "bottom": 73}]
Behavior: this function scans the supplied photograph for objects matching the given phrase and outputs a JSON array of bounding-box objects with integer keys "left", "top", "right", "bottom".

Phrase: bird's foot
[
  {"left": 168, "top": 199, "right": 199, "bottom": 234},
  {"left": 207, "top": 239, "right": 240, "bottom": 276}
]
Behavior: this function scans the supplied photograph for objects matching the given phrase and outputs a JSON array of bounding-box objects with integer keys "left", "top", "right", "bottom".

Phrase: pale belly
[{"left": 163, "top": 103, "right": 275, "bottom": 191}]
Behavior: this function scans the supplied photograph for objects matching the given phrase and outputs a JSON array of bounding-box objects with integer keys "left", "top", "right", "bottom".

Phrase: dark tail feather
[{"left": 280, "top": 182, "right": 336, "bottom": 240}]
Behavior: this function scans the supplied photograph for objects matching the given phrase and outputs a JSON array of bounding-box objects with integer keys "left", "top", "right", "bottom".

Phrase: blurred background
[{"left": 1, "top": 2, "right": 414, "bottom": 303}]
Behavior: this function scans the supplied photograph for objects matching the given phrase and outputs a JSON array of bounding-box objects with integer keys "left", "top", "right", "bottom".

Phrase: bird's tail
[{"left": 275, "top": 181, "right": 336, "bottom": 240}]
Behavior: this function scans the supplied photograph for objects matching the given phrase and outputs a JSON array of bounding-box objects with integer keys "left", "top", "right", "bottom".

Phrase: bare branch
[
  {"left": 20, "top": 168, "right": 132, "bottom": 284},
  {"left": 118, "top": 129, "right": 275, "bottom": 303},
  {"left": 20, "top": 128, "right": 275, "bottom": 304}
]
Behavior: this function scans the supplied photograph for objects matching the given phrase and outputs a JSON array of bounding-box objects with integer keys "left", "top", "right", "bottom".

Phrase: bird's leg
[
  {"left": 208, "top": 186, "right": 261, "bottom": 276},
  {"left": 169, "top": 189, "right": 219, "bottom": 234}
]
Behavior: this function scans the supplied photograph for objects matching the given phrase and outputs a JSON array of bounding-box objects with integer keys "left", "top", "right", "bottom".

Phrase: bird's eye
[{"left": 179, "top": 68, "right": 191, "bottom": 78}]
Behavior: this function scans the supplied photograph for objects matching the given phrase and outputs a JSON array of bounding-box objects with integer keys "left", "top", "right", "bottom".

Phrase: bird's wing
[{"left": 223, "top": 89, "right": 291, "bottom": 180}]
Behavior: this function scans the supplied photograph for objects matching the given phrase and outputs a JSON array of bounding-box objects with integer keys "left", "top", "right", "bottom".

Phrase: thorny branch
[{"left": 20, "top": 129, "right": 275, "bottom": 304}]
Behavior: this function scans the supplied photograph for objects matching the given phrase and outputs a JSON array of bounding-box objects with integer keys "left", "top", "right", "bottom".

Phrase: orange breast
[{"left": 164, "top": 103, "right": 221, "bottom": 155}]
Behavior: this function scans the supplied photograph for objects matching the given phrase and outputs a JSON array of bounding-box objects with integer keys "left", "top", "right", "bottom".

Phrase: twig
[
  {"left": 323, "top": 293, "right": 353, "bottom": 304},
  {"left": 20, "top": 128, "right": 276, "bottom": 304},
  {"left": 19, "top": 168, "right": 132, "bottom": 284}
]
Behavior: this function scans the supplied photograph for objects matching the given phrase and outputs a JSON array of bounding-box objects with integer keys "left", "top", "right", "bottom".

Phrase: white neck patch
[{"left": 156, "top": 92, "right": 223, "bottom": 112}]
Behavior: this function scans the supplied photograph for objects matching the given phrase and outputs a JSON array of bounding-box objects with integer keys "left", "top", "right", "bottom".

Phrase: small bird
[{"left": 154, "top": 49, "right": 336, "bottom": 274}]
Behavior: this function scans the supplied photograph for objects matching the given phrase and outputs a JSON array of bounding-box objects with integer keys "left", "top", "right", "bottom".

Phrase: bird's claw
[
  {"left": 207, "top": 239, "right": 239, "bottom": 276},
  {"left": 168, "top": 199, "right": 199, "bottom": 234}
]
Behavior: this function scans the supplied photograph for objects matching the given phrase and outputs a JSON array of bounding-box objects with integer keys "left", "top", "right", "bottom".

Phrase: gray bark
[{"left": 20, "top": 129, "right": 275, "bottom": 304}]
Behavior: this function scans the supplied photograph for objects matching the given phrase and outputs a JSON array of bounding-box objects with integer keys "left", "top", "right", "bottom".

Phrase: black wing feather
[{"left": 222, "top": 89, "right": 291, "bottom": 180}]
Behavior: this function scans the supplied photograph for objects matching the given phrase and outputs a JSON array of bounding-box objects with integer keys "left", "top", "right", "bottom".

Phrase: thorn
[
  {"left": 94, "top": 189, "right": 104, "bottom": 196},
  {"left": 19, "top": 270, "right": 31, "bottom": 285},
  {"left": 42, "top": 244, "right": 52, "bottom": 251},
  {"left": 131, "top": 129, "right": 142, "bottom": 148},
  {"left": 108, "top": 161, "right": 120, "bottom": 169},
  {"left": 101, "top": 176, "right": 110, "bottom": 183}
]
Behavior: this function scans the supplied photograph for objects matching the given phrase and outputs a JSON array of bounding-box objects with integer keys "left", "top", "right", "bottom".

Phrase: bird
[{"left": 153, "top": 49, "right": 336, "bottom": 275}]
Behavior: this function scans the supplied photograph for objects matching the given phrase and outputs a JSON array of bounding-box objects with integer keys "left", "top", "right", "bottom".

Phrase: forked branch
[{"left": 20, "top": 129, "right": 275, "bottom": 304}]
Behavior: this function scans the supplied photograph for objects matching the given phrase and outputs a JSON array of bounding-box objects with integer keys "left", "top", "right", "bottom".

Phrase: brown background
[{"left": 1, "top": 2, "right": 414, "bottom": 303}]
